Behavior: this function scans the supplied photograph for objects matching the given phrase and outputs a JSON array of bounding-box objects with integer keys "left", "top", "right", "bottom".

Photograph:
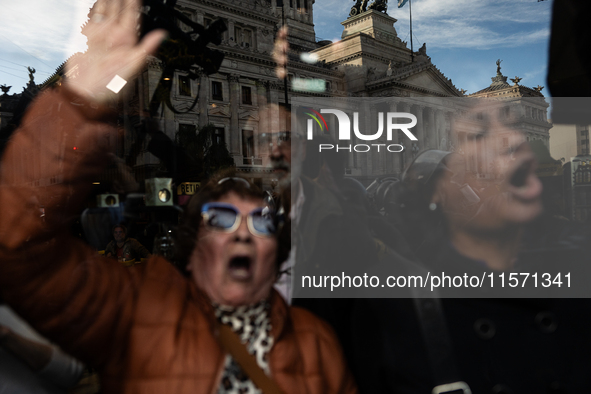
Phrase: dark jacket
[
  {"left": 105, "top": 238, "right": 150, "bottom": 261},
  {"left": 350, "top": 225, "right": 591, "bottom": 394}
]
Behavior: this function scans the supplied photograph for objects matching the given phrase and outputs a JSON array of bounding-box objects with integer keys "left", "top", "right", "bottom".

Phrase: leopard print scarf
[{"left": 214, "top": 300, "right": 274, "bottom": 394}]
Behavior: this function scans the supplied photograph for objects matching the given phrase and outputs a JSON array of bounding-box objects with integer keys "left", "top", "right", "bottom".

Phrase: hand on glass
[{"left": 65, "top": 0, "right": 167, "bottom": 104}]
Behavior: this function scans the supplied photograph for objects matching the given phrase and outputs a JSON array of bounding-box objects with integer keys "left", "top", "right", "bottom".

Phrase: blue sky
[
  {"left": 0, "top": 0, "right": 553, "bottom": 96},
  {"left": 0, "top": 0, "right": 95, "bottom": 93},
  {"left": 314, "top": 0, "right": 553, "bottom": 94}
]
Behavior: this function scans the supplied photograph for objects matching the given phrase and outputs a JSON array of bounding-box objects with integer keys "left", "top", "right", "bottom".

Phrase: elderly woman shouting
[{"left": 0, "top": 0, "right": 356, "bottom": 392}]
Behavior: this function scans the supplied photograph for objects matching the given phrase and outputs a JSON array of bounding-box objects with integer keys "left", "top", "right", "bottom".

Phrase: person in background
[{"left": 104, "top": 224, "right": 150, "bottom": 263}]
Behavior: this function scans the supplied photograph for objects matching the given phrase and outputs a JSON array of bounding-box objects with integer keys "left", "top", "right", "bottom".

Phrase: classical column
[
  {"left": 256, "top": 80, "right": 268, "bottom": 159},
  {"left": 433, "top": 109, "right": 443, "bottom": 149},
  {"left": 253, "top": 27, "right": 259, "bottom": 51},
  {"left": 398, "top": 101, "right": 413, "bottom": 171},
  {"left": 268, "top": 82, "right": 280, "bottom": 146},
  {"left": 385, "top": 100, "right": 397, "bottom": 174},
  {"left": 426, "top": 107, "right": 436, "bottom": 150},
  {"left": 198, "top": 75, "right": 209, "bottom": 128},
  {"left": 386, "top": 101, "right": 397, "bottom": 175},
  {"left": 388, "top": 101, "right": 406, "bottom": 174},
  {"left": 369, "top": 102, "right": 384, "bottom": 176},
  {"left": 293, "top": 0, "right": 299, "bottom": 21},
  {"left": 370, "top": 102, "right": 394, "bottom": 175},
  {"left": 358, "top": 102, "right": 373, "bottom": 177},
  {"left": 443, "top": 111, "right": 452, "bottom": 150},
  {"left": 227, "top": 19, "right": 235, "bottom": 44},
  {"left": 228, "top": 74, "right": 241, "bottom": 161},
  {"left": 449, "top": 110, "right": 459, "bottom": 151},
  {"left": 412, "top": 104, "right": 425, "bottom": 151}
]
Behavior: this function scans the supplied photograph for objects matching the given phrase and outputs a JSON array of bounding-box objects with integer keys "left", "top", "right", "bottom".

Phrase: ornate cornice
[
  {"left": 367, "top": 79, "right": 452, "bottom": 98},
  {"left": 178, "top": 0, "right": 277, "bottom": 24},
  {"left": 469, "top": 85, "right": 545, "bottom": 100},
  {"left": 267, "top": 81, "right": 283, "bottom": 90},
  {"left": 344, "top": 26, "right": 404, "bottom": 47},
  {"left": 387, "top": 60, "right": 432, "bottom": 80},
  {"left": 219, "top": 48, "right": 342, "bottom": 78},
  {"left": 327, "top": 51, "right": 402, "bottom": 68},
  {"left": 367, "top": 62, "right": 461, "bottom": 96},
  {"left": 372, "top": 88, "right": 410, "bottom": 97},
  {"left": 338, "top": 31, "right": 408, "bottom": 52}
]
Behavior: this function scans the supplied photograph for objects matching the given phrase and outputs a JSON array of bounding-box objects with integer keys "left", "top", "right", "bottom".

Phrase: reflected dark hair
[{"left": 174, "top": 169, "right": 288, "bottom": 275}]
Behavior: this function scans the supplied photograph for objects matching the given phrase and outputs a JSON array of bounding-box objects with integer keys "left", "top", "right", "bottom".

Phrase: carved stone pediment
[
  {"left": 174, "top": 102, "right": 200, "bottom": 113},
  {"left": 239, "top": 110, "right": 260, "bottom": 121},
  {"left": 374, "top": 88, "right": 409, "bottom": 97},
  {"left": 208, "top": 105, "right": 231, "bottom": 117},
  {"left": 402, "top": 68, "right": 455, "bottom": 95}
]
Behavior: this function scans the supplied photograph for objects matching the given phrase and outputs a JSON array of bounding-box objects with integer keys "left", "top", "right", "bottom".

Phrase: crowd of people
[{"left": 1, "top": 0, "right": 591, "bottom": 393}]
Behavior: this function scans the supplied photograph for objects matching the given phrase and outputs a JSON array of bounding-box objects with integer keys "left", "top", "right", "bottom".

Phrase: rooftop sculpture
[{"left": 349, "top": 0, "right": 388, "bottom": 17}]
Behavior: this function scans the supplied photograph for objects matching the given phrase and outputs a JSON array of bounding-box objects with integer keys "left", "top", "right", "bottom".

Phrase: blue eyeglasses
[{"left": 201, "top": 202, "right": 277, "bottom": 237}]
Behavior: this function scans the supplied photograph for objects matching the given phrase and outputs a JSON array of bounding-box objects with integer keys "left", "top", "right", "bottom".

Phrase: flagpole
[{"left": 410, "top": 0, "right": 414, "bottom": 62}]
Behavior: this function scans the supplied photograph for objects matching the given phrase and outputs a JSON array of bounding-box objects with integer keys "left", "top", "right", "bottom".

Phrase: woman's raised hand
[{"left": 65, "top": 0, "right": 167, "bottom": 103}]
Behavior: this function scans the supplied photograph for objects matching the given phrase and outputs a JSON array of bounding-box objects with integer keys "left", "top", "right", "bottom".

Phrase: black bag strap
[{"left": 217, "top": 323, "right": 284, "bottom": 394}]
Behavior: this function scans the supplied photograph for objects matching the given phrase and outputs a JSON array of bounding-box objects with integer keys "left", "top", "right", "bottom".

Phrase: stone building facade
[
  {"left": 128, "top": 3, "right": 470, "bottom": 187},
  {"left": 29, "top": 1, "right": 552, "bottom": 191},
  {"left": 303, "top": 10, "right": 551, "bottom": 182},
  {"left": 125, "top": 0, "right": 345, "bottom": 188},
  {"left": 300, "top": 9, "right": 464, "bottom": 181},
  {"left": 550, "top": 124, "right": 590, "bottom": 161},
  {"left": 468, "top": 65, "right": 551, "bottom": 147}
]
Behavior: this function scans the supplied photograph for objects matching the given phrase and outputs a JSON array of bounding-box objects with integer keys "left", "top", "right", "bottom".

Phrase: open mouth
[
  {"left": 505, "top": 158, "right": 542, "bottom": 202},
  {"left": 227, "top": 256, "right": 253, "bottom": 281},
  {"left": 509, "top": 160, "right": 531, "bottom": 188}
]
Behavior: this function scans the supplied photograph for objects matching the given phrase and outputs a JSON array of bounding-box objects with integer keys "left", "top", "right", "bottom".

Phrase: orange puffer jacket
[{"left": 0, "top": 89, "right": 357, "bottom": 394}]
